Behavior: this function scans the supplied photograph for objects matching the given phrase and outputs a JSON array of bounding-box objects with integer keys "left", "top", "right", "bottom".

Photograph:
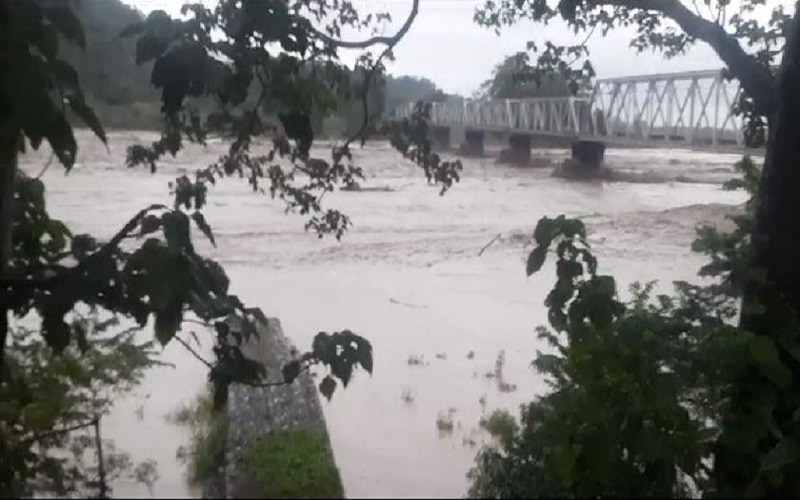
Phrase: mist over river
[{"left": 18, "top": 130, "right": 749, "bottom": 498}]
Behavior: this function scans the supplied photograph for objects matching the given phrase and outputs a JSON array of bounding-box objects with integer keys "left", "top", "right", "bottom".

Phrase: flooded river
[{"left": 19, "top": 130, "right": 749, "bottom": 498}]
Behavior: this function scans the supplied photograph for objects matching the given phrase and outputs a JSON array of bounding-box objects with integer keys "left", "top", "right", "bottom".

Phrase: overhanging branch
[
  {"left": 313, "top": 0, "right": 419, "bottom": 49},
  {"left": 605, "top": 0, "right": 776, "bottom": 115}
]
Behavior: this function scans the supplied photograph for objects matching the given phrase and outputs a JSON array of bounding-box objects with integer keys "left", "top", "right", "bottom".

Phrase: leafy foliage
[
  {"left": 0, "top": 313, "right": 159, "bottom": 497},
  {"left": 387, "top": 102, "right": 464, "bottom": 196},
  {"left": 0, "top": 0, "right": 107, "bottom": 169},
  {"left": 466, "top": 154, "right": 800, "bottom": 497},
  {"left": 118, "top": 1, "right": 407, "bottom": 239},
  {"left": 469, "top": 215, "right": 733, "bottom": 497},
  {"left": 0, "top": 1, "right": 430, "bottom": 495}
]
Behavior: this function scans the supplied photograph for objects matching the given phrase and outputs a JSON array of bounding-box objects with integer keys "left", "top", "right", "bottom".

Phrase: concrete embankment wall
[{"left": 204, "top": 318, "right": 342, "bottom": 499}]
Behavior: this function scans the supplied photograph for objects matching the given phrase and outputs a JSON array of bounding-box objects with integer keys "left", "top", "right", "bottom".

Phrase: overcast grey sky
[{"left": 123, "top": 0, "right": 780, "bottom": 96}]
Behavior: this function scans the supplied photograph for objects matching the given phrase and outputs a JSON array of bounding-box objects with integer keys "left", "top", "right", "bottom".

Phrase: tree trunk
[
  {"left": 715, "top": 3, "right": 800, "bottom": 495},
  {"left": 0, "top": 119, "right": 17, "bottom": 376}
]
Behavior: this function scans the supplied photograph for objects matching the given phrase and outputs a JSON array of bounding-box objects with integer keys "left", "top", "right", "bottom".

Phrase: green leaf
[
  {"left": 312, "top": 332, "right": 331, "bottom": 363},
  {"left": 41, "top": 109, "right": 78, "bottom": 170},
  {"left": 149, "top": 254, "right": 191, "bottom": 311},
  {"left": 533, "top": 217, "right": 557, "bottom": 245},
  {"left": 66, "top": 93, "right": 106, "bottom": 144},
  {"left": 533, "top": 353, "right": 562, "bottom": 375},
  {"left": 70, "top": 234, "right": 97, "bottom": 261},
  {"left": 44, "top": 6, "right": 86, "bottom": 48},
  {"left": 154, "top": 309, "right": 182, "bottom": 345},
  {"left": 526, "top": 246, "right": 548, "bottom": 276},
  {"left": 356, "top": 338, "right": 373, "bottom": 374},
  {"left": 136, "top": 35, "right": 168, "bottom": 65},
  {"left": 49, "top": 60, "right": 79, "bottom": 88},
  {"left": 751, "top": 336, "right": 792, "bottom": 389},
  {"left": 36, "top": 27, "right": 59, "bottom": 60},
  {"left": 162, "top": 211, "right": 192, "bottom": 253},
  {"left": 282, "top": 361, "right": 301, "bottom": 384},
  {"left": 192, "top": 212, "right": 216, "bottom": 246},
  {"left": 760, "top": 439, "right": 796, "bottom": 472},
  {"left": 331, "top": 358, "right": 353, "bottom": 388},
  {"left": 319, "top": 375, "right": 336, "bottom": 401},
  {"left": 139, "top": 215, "right": 161, "bottom": 236}
]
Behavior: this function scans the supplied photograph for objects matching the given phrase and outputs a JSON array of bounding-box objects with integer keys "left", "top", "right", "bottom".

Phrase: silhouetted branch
[
  {"left": 0, "top": 204, "right": 171, "bottom": 290},
  {"left": 313, "top": 0, "right": 419, "bottom": 49}
]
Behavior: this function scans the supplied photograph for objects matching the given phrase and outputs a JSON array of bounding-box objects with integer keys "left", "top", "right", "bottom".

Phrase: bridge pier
[
  {"left": 458, "top": 130, "right": 485, "bottom": 157},
  {"left": 449, "top": 125, "right": 465, "bottom": 151},
  {"left": 571, "top": 140, "right": 606, "bottom": 169},
  {"left": 429, "top": 126, "right": 451, "bottom": 150},
  {"left": 499, "top": 134, "right": 531, "bottom": 165}
]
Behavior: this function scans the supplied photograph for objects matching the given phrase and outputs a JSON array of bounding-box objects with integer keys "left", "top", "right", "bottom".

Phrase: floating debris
[{"left": 407, "top": 354, "right": 426, "bottom": 366}]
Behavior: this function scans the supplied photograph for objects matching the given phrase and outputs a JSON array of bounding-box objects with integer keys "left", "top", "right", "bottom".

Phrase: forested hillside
[
  {"left": 62, "top": 0, "right": 458, "bottom": 133},
  {"left": 62, "top": 0, "right": 162, "bottom": 129}
]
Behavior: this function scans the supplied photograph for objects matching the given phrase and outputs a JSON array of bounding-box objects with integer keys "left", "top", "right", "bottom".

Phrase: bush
[
  {"left": 480, "top": 409, "right": 519, "bottom": 448},
  {"left": 468, "top": 159, "right": 767, "bottom": 498},
  {"left": 170, "top": 389, "right": 228, "bottom": 487}
]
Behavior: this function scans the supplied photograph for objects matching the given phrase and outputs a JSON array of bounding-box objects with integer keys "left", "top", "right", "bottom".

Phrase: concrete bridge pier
[
  {"left": 499, "top": 134, "right": 531, "bottom": 165},
  {"left": 449, "top": 125, "right": 465, "bottom": 151},
  {"left": 459, "top": 130, "right": 485, "bottom": 157},
  {"left": 429, "top": 126, "right": 451, "bottom": 151},
  {"left": 571, "top": 140, "right": 606, "bottom": 169}
]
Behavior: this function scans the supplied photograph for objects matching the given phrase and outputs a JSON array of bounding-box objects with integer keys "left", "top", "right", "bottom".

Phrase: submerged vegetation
[{"left": 169, "top": 389, "right": 227, "bottom": 489}]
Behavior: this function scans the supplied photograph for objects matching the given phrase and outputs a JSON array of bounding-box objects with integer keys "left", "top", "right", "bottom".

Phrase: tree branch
[
  {"left": 606, "top": 0, "right": 776, "bottom": 115},
  {"left": 0, "top": 204, "right": 170, "bottom": 290},
  {"left": 175, "top": 334, "right": 214, "bottom": 369},
  {"left": 26, "top": 417, "right": 97, "bottom": 444},
  {"left": 313, "top": 0, "right": 419, "bottom": 49}
]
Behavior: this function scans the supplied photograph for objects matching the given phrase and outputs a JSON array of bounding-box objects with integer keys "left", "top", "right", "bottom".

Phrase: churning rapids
[{"left": 19, "top": 130, "right": 750, "bottom": 498}]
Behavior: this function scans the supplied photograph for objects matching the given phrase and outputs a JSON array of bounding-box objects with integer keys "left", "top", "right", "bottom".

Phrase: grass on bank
[
  {"left": 169, "top": 389, "right": 228, "bottom": 487},
  {"left": 170, "top": 391, "right": 343, "bottom": 498},
  {"left": 242, "top": 427, "right": 344, "bottom": 499}
]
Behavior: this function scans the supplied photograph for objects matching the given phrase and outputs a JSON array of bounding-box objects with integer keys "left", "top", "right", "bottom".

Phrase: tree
[
  {"left": 0, "top": 0, "right": 458, "bottom": 495},
  {"left": 1, "top": 312, "right": 160, "bottom": 497},
  {"left": 383, "top": 75, "right": 456, "bottom": 110},
  {"left": 479, "top": 52, "right": 590, "bottom": 99},
  {"left": 465, "top": 0, "right": 800, "bottom": 495}
]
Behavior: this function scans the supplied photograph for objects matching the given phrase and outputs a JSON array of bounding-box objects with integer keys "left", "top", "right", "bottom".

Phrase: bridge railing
[
  {"left": 590, "top": 70, "right": 745, "bottom": 146},
  {"left": 395, "top": 97, "right": 594, "bottom": 135}
]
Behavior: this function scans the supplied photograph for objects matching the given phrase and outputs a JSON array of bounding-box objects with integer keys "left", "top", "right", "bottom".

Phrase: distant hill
[
  {"left": 62, "top": 0, "right": 162, "bottom": 130},
  {"left": 60, "top": 1, "right": 459, "bottom": 133}
]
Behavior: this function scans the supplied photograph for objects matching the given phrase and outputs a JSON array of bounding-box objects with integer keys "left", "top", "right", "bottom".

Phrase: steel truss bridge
[{"left": 394, "top": 69, "right": 751, "bottom": 150}]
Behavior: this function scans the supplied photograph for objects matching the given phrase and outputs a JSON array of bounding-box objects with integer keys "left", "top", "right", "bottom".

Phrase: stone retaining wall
[{"left": 203, "top": 318, "right": 340, "bottom": 498}]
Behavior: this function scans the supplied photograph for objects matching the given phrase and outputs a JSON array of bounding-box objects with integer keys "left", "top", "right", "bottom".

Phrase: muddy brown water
[{"left": 18, "top": 130, "right": 748, "bottom": 498}]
